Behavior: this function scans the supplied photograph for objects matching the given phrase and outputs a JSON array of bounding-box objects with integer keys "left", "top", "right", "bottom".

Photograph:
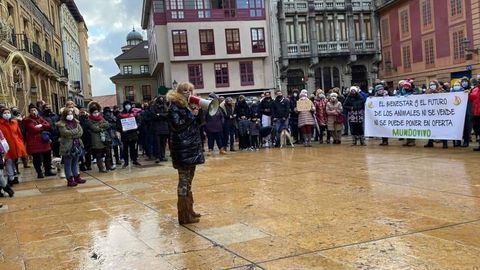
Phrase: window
[
  {"left": 188, "top": 64, "right": 204, "bottom": 89},
  {"left": 251, "top": 28, "right": 266, "bottom": 52},
  {"left": 214, "top": 63, "right": 229, "bottom": 87},
  {"left": 123, "top": 65, "right": 133, "bottom": 75},
  {"left": 169, "top": 0, "right": 184, "bottom": 18},
  {"left": 199, "top": 30, "right": 215, "bottom": 55},
  {"left": 338, "top": 15, "right": 347, "bottom": 41},
  {"left": 240, "top": 61, "right": 254, "bottom": 86},
  {"left": 424, "top": 38, "right": 435, "bottom": 65},
  {"left": 225, "top": 29, "right": 240, "bottom": 54},
  {"left": 125, "top": 86, "right": 134, "bottom": 101},
  {"left": 142, "top": 85, "right": 152, "bottom": 101},
  {"left": 140, "top": 65, "right": 149, "bottom": 74},
  {"left": 452, "top": 30, "right": 465, "bottom": 60},
  {"left": 400, "top": 9, "right": 409, "bottom": 36},
  {"left": 450, "top": 0, "right": 462, "bottom": 17},
  {"left": 245, "top": 0, "right": 263, "bottom": 17},
  {"left": 383, "top": 50, "right": 392, "bottom": 73},
  {"left": 402, "top": 45, "right": 411, "bottom": 69},
  {"left": 381, "top": 18, "right": 390, "bottom": 42},
  {"left": 172, "top": 30, "right": 188, "bottom": 56},
  {"left": 364, "top": 15, "right": 372, "bottom": 40},
  {"left": 153, "top": 0, "right": 164, "bottom": 12},
  {"left": 287, "top": 20, "right": 296, "bottom": 44},
  {"left": 316, "top": 17, "right": 325, "bottom": 42},
  {"left": 196, "top": 0, "right": 211, "bottom": 18},
  {"left": 298, "top": 17, "right": 308, "bottom": 43},
  {"left": 421, "top": 0, "right": 432, "bottom": 27},
  {"left": 323, "top": 67, "right": 332, "bottom": 90},
  {"left": 353, "top": 15, "right": 361, "bottom": 41},
  {"left": 328, "top": 15, "right": 335, "bottom": 41}
]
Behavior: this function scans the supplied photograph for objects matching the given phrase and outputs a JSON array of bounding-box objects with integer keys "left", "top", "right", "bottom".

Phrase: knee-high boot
[
  {"left": 188, "top": 191, "right": 201, "bottom": 218},
  {"left": 177, "top": 196, "right": 199, "bottom": 225}
]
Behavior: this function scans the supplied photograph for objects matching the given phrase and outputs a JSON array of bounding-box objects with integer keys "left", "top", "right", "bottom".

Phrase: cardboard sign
[
  {"left": 120, "top": 117, "right": 138, "bottom": 132},
  {"left": 297, "top": 99, "right": 312, "bottom": 112}
]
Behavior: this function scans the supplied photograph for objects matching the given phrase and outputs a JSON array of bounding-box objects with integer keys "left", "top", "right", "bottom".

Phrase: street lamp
[
  {"left": 462, "top": 38, "right": 479, "bottom": 54},
  {"left": 172, "top": 80, "right": 178, "bottom": 89}
]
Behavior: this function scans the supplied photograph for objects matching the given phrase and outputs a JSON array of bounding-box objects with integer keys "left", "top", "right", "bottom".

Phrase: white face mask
[
  {"left": 430, "top": 85, "right": 437, "bottom": 90},
  {"left": 462, "top": 82, "right": 469, "bottom": 88},
  {"left": 93, "top": 112, "right": 100, "bottom": 117},
  {"left": 66, "top": 115, "right": 74, "bottom": 121},
  {"left": 125, "top": 105, "right": 132, "bottom": 111},
  {"left": 3, "top": 113, "right": 11, "bottom": 120}
]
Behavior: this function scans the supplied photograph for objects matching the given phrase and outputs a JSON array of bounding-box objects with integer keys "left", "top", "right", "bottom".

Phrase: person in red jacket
[
  {"left": 0, "top": 108, "right": 27, "bottom": 185},
  {"left": 23, "top": 104, "right": 55, "bottom": 178},
  {"left": 469, "top": 78, "right": 480, "bottom": 151}
]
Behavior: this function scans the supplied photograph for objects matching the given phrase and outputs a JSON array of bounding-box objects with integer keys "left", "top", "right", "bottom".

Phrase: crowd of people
[{"left": 0, "top": 75, "right": 479, "bottom": 198}]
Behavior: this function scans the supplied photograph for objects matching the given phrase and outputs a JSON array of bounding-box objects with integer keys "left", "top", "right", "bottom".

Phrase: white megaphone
[{"left": 188, "top": 95, "right": 219, "bottom": 116}]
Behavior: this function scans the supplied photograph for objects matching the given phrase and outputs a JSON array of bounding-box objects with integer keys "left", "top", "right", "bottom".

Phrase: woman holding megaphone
[{"left": 167, "top": 82, "right": 206, "bottom": 224}]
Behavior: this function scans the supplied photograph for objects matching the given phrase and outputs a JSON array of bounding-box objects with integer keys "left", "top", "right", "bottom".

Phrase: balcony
[
  {"left": 164, "top": 7, "right": 265, "bottom": 22},
  {"left": 19, "top": 0, "right": 54, "bottom": 35},
  {"left": 286, "top": 0, "right": 372, "bottom": 12},
  {"left": 32, "top": 42, "right": 42, "bottom": 60},
  {"left": 317, "top": 42, "right": 349, "bottom": 53},
  {"left": 352, "top": 0, "right": 373, "bottom": 11},
  {"left": 287, "top": 43, "right": 311, "bottom": 57},
  {"left": 288, "top": 40, "right": 376, "bottom": 57}
]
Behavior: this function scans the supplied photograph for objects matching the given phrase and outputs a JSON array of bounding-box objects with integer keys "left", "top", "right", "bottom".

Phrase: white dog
[
  {"left": 51, "top": 157, "right": 65, "bottom": 178},
  {"left": 280, "top": 129, "right": 295, "bottom": 148}
]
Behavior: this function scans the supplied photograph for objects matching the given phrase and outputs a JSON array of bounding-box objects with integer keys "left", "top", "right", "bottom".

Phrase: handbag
[
  {"left": 334, "top": 114, "right": 345, "bottom": 124},
  {"left": 0, "top": 138, "right": 9, "bottom": 154},
  {"left": 70, "top": 143, "right": 85, "bottom": 157}
]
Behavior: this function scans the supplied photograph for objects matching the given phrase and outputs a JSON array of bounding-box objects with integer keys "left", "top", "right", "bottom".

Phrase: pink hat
[{"left": 402, "top": 81, "right": 412, "bottom": 89}]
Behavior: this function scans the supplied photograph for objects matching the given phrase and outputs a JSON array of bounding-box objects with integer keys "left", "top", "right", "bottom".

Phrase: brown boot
[
  {"left": 177, "top": 196, "right": 199, "bottom": 225},
  {"left": 188, "top": 191, "right": 201, "bottom": 218}
]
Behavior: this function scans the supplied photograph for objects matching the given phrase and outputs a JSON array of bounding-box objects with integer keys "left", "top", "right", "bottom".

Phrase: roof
[
  {"left": 110, "top": 73, "right": 153, "bottom": 81},
  {"left": 127, "top": 29, "right": 143, "bottom": 42},
  {"left": 61, "top": 0, "right": 85, "bottom": 24},
  {"left": 92, "top": 95, "right": 117, "bottom": 108},
  {"left": 115, "top": 41, "right": 149, "bottom": 62}
]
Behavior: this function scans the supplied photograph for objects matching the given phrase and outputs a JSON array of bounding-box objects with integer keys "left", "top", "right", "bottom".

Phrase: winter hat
[
  {"left": 471, "top": 78, "right": 479, "bottom": 87},
  {"left": 375, "top": 84, "right": 385, "bottom": 92},
  {"left": 350, "top": 86, "right": 360, "bottom": 93},
  {"left": 300, "top": 89, "right": 308, "bottom": 98},
  {"left": 103, "top": 107, "right": 112, "bottom": 113},
  {"left": 28, "top": 104, "right": 37, "bottom": 111},
  {"left": 401, "top": 81, "right": 412, "bottom": 89},
  {"left": 330, "top": 93, "right": 338, "bottom": 98},
  {"left": 123, "top": 100, "right": 132, "bottom": 108},
  {"left": 89, "top": 105, "right": 99, "bottom": 114}
]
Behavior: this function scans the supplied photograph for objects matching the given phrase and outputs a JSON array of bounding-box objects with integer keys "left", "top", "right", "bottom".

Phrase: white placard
[
  {"left": 120, "top": 117, "right": 138, "bottom": 132},
  {"left": 365, "top": 93, "right": 468, "bottom": 140}
]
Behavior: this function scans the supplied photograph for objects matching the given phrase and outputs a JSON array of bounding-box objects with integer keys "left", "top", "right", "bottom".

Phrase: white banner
[
  {"left": 365, "top": 93, "right": 468, "bottom": 140},
  {"left": 120, "top": 117, "right": 138, "bottom": 132}
]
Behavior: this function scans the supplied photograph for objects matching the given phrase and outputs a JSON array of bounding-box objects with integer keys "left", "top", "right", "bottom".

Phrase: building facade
[
  {"left": 275, "top": 0, "right": 381, "bottom": 93},
  {"left": 0, "top": 0, "right": 69, "bottom": 114},
  {"left": 141, "top": 0, "right": 275, "bottom": 97},
  {"left": 78, "top": 21, "right": 92, "bottom": 104},
  {"left": 60, "top": 1, "right": 83, "bottom": 106},
  {"left": 377, "top": 0, "right": 479, "bottom": 87},
  {"left": 111, "top": 31, "right": 157, "bottom": 105}
]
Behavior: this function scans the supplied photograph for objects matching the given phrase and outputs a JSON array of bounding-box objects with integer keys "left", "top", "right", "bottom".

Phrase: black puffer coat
[
  {"left": 167, "top": 90, "right": 204, "bottom": 169},
  {"left": 150, "top": 100, "right": 170, "bottom": 135}
]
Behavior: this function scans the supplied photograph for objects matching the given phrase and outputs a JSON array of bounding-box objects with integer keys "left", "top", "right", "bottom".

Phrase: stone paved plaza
[{"left": 1, "top": 139, "right": 480, "bottom": 269}]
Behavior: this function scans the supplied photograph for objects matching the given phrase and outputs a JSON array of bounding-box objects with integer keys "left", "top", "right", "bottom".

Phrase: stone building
[{"left": 275, "top": 0, "right": 381, "bottom": 93}]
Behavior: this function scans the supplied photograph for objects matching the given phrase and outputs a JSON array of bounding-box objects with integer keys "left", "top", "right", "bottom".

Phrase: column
[
  {"left": 308, "top": 0, "right": 318, "bottom": 65},
  {"left": 360, "top": 13, "right": 366, "bottom": 47},
  {"left": 334, "top": 13, "right": 340, "bottom": 50},
  {"left": 277, "top": 0, "right": 289, "bottom": 69}
]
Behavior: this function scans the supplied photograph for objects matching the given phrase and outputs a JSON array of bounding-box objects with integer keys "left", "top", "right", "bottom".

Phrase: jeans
[
  {"left": 154, "top": 134, "right": 169, "bottom": 160},
  {"left": 224, "top": 123, "right": 236, "bottom": 149},
  {"left": 5, "top": 159, "right": 15, "bottom": 180},
  {"left": 0, "top": 170, "right": 6, "bottom": 187},
  {"left": 63, "top": 155, "right": 80, "bottom": 179},
  {"left": 32, "top": 151, "right": 52, "bottom": 175},
  {"left": 122, "top": 139, "right": 138, "bottom": 165},
  {"left": 207, "top": 132, "right": 223, "bottom": 150},
  {"left": 274, "top": 119, "right": 288, "bottom": 145}
]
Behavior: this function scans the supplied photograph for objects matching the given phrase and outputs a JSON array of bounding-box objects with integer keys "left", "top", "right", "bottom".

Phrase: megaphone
[{"left": 188, "top": 95, "right": 219, "bottom": 116}]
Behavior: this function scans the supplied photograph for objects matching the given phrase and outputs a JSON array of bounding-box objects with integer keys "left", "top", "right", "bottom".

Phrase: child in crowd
[{"left": 250, "top": 117, "right": 260, "bottom": 150}]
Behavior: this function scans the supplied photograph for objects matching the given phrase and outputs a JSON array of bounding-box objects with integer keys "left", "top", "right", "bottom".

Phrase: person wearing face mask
[
  {"left": 167, "top": 82, "right": 205, "bottom": 224},
  {"left": 296, "top": 89, "right": 315, "bottom": 147},
  {"left": 222, "top": 97, "right": 237, "bottom": 152},
  {"left": 424, "top": 81, "right": 448, "bottom": 149},
  {"left": 451, "top": 78, "right": 472, "bottom": 147},
  {"left": 150, "top": 96, "right": 170, "bottom": 162},
  {"left": 42, "top": 104, "right": 60, "bottom": 157},
  {"left": 272, "top": 90, "right": 291, "bottom": 147},
  {"left": 258, "top": 91, "right": 274, "bottom": 147},
  {"left": 57, "top": 108, "right": 85, "bottom": 187},
  {"left": 469, "top": 78, "right": 480, "bottom": 151},
  {"left": 103, "top": 107, "right": 121, "bottom": 165},
  {"left": 314, "top": 91, "right": 329, "bottom": 144},
  {"left": 116, "top": 100, "right": 141, "bottom": 168},
  {"left": 375, "top": 84, "right": 391, "bottom": 146},
  {"left": 343, "top": 86, "right": 366, "bottom": 146},
  {"left": 326, "top": 93, "right": 344, "bottom": 144},
  {"left": 23, "top": 104, "right": 55, "bottom": 179},
  {"left": 235, "top": 95, "right": 252, "bottom": 150},
  {"left": 88, "top": 102, "right": 114, "bottom": 172},
  {"left": 78, "top": 106, "right": 92, "bottom": 171},
  {"left": 289, "top": 89, "right": 300, "bottom": 144},
  {"left": 10, "top": 107, "right": 30, "bottom": 169},
  {"left": 0, "top": 108, "right": 27, "bottom": 186},
  {"left": 0, "top": 128, "right": 15, "bottom": 197}
]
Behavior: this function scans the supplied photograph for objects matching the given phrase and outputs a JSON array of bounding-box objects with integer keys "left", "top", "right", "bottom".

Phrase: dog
[
  {"left": 51, "top": 157, "right": 65, "bottom": 178},
  {"left": 280, "top": 129, "right": 295, "bottom": 148}
]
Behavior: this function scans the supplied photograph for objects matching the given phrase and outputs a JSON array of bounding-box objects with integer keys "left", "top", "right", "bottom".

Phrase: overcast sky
[{"left": 76, "top": 0, "right": 145, "bottom": 97}]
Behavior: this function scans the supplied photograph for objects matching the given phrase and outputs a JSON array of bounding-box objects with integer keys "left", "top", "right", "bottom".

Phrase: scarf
[{"left": 89, "top": 114, "right": 104, "bottom": 122}]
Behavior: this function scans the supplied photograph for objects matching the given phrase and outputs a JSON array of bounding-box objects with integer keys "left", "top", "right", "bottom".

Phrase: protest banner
[
  {"left": 120, "top": 117, "right": 138, "bottom": 132},
  {"left": 364, "top": 92, "right": 468, "bottom": 140},
  {"left": 297, "top": 99, "right": 312, "bottom": 112}
]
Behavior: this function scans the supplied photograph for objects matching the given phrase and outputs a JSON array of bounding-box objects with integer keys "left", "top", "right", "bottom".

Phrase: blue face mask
[
  {"left": 125, "top": 105, "right": 132, "bottom": 111},
  {"left": 453, "top": 86, "right": 462, "bottom": 91}
]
